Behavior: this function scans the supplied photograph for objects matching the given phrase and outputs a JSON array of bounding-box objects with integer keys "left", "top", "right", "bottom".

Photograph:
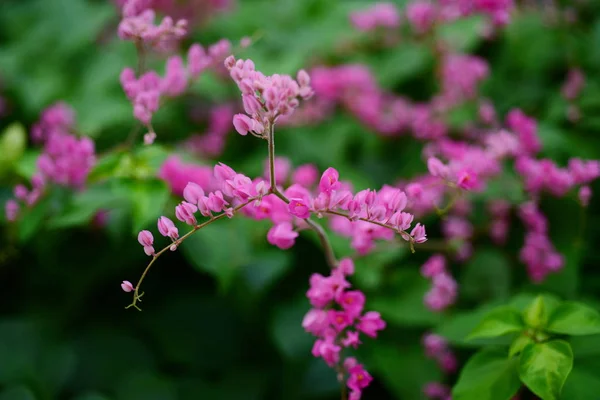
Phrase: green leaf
[
  {"left": 519, "top": 340, "right": 573, "bottom": 400},
  {"left": 369, "top": 343, "right": 442, "bottom": 400},
  {"left": 180, "top": 217, "right": 253, "bottom": 291},
  {"left": 437, "top": 15, "right": 486, "bottom": 52},
  {"left": 48, "top": 184, "right": 129, "bottom": 229},
  {"left": 460, "top": 249, "right": 511, "bottom": 302},
  {"left": 18, "top": 196, "right": 51, "bottom": 242},
  {"left": 0, "top": 122, "right": 27, "bottom": 175},
  {"left": 452, "top": 348, "right": 521, "bottom": 400},
  {"left": 523, "top": 295, "right": 550, "bottom": 329},
  {"left": 114, "top": 179, "right": 170, "bottom": 234},
  {"left": 369, "top": 270, "right": 443, "bottom": 327},
  {"left": 0, "top": 386, "right": 37, "bottom": 400},
  {"left": 561, "top": 365, "right": 600, "bottom": 400},
  {"left": 14, "top": 150, "right": 41, "bottom": 180},
  {"left": 547, "top": 302, "right": 600, "bottom": 336},
  {"left": 468, "top": 306, "right": 524, "bottom": 340},
  {"left": 509, "top": 334, "right": 535, "bottom": 358}
]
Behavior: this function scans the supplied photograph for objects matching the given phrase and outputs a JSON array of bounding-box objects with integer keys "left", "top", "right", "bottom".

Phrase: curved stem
[
  {"left": 267, "top": 122, "right": 339, "bottom": 269},
  {"left": 127, "top": 197, "right": 258, "bottom": 310},
  {"left": 324, "top": 209, "right": 416, "bottom": 253}
]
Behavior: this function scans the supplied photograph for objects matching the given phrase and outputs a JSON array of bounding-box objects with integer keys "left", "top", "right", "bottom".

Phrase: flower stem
[
  {"left": 267, "top": 121, "right": 338, "bottom": 269},
  {"left": 127, "top": 197, "right": 258, "bottom": 310}
]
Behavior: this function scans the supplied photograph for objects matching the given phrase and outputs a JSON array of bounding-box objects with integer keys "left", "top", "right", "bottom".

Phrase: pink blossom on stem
[
  {"left": 267, "top": 222, "right": 298, "bottom": 249},
  {"left": 121, "top": 280, "right": 135, "bottom": 292},
  {"left": 137, "top": 230, "right": 155, "bottom": 256},
  {"left": 158, "top": 216, "right": 179, "bottom": 239}
]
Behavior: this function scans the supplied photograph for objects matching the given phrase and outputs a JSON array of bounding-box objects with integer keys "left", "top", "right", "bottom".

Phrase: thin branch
[
  {"left": 267, "top": 122, "right": 339, "bottom": 269},
  {"left": 127, "top": 196, "right": 259, "bottom": 310}
]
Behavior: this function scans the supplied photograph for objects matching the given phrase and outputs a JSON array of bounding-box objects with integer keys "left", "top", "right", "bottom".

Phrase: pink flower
[
  {"left": 423, "top": 333, "right": 447, "bottom": 358},
  {"left": 232, "top": 114, "right": 254, "bottom": 136},
  {"left": 507, "top": 109, "right": 541, "bottom": 155},
  {"left": 319, "top": 167, "right": 340, "bottom": 193},
  {"left": 456, "top": 169, "right": 479, "bottom": 190},
  {"left": 288, "top": 198, "right": 311, "bottom": 219},
  {"left": 267, "top": 222, "right": 298, "bottom": 249},
  {"left": 214, "top": 162, "right": 237, "bottom": 182},
  {"left": 410, "top": 223, "right": 427, "bottom": 243},
  {"left": 427, "top": 157, "right": 449, "bottom": 179},
  {"left": 137, "top": 230, "right": 155, "bottom": 256},
  {"left": 5, "top": 200, "right": 19, "bottom": 221},
  {"left": 421, "top": 254, "right": 446, "bottom": 278},
  {"left": 579, "top": 185, "right": 592, "bottom": 206},
  {"left": 356, "top": 311, "right": 386, "bottom": 338},
  {"left": 338, "top": 290, "right": 365, "bottom": 318},
  {"left": 342, "top": 331, "right": 362, "bottom": 348},
  {"left": 328, "top": 310, "right": 354, "bottom": 331},
  {"left": 292, "top": 164, "right": 319, "bottom": 187},
  {"left": 312, "top": 338, "right": 341, "bottom": 367},
  {"left": 121, "top": 280, "right": 134, "bottom": 292},
  {"left": 302, "top": 309, "right": 329, "bottom": 336},
  {"left": 158, "top": 216, "right": 179, "bottom": 239},
  {"left": 183, "top": 182, "right": 205, "bottom": 205},
  {"left": 339, "top": 258, "right": 355, "bottom": 276},
  {"left": 175, "top": 201, "right": 198, "bottom": 225},
  {"left": 162, "top": 56, "right": 187, "bottom": 96},
  {"left": 347, "top": 364, "right": 373, "bottom": 392},
  {"left": 407, "top": 1, "right": 437, "bottom": 33}
]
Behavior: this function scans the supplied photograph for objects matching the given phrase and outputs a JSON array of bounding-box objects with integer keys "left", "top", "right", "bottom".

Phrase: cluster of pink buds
[
  {"left": 117, "top": 0, "right": 187, "bottom": 51},
  {"left": 515, "top": 157, "right": 600, "bottom": 197},
  {"left": 185, "top": 104, "right": 235, "bottom": 157},
  {"left": 441, "top": 54, "right": 489, "bottom": 102},
  {"left": 349, "top": 2, "right": 401, "bottom": 32},
  {"left": 423, "top": 381, "right": 452, "bottom": 400},
  {"left": 303, "top": 258, "right": 385, "bottom": 399},
  {"left": 158, "top": 155, "right": 216, "bottom": 196},
  {"left": 423, "top": 332, "right": 457, "bottom": 373},
  {"left": 225, "top": 56, "right": 314, "bottom": 137},
  {"left": 5, "top": 103, "right": 95, "bottom": 222},
  {"left": 421, "top": 255, "right": 458, "bottom": 311},
  {"left": 120, "top": 38, "right": 231, "bottom": 132},
  {"left": 518, "top": 202, "right": 563, "bottom": 282}
]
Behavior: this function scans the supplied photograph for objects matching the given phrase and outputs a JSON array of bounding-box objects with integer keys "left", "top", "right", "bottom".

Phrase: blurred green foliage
[{"left": 2, "top": 0, "right": 600, "bottom": 399}]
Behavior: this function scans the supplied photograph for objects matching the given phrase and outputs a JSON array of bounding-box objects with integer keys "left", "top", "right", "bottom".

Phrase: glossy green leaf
[
  {"left": 452, "top": 348, "right": 521, "bottom": 400},
  {"left": 519, "top": 340, "right": 573, "bottom": 400},
  {"left": 523, "top": 295, "right": 550, "bottom": 329},
  {"left": 547, "top": 302, "right": 600, "bottom": 336},
  {"left": 468, "top": 306, "right": 524, "bottom": 340},
  {"left": 509, "top": 334, "right": 535, "bottom": 358}
]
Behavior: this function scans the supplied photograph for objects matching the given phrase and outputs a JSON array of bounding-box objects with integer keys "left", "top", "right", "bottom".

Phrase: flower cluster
[
  {"left": 518, "top": 202, "right": 563, "bottom": 282},
  {"left": 421, "top": 255, "right": 458, "bottom": 311},
  {"left": 5, "top": 103, "right": 96, "bottom": 221},
  {"left": 225, "top": 56, "right": 314, "bottom": 137},
  {"left": 115, "top": 0, "right": 232, "bottom": 28},
  {"left": 119, "top": 37, "right": 231, "bottom": 130},
  {"left": 349, "top": 2, "right": 401, "bottom": 32},
  {"left": 117, "top": 0, "right": 187, "bottom": 51},
  {"left": 422, "top": 333, "right": 457, "bottom": 399},
  {"left": 158, "top": 155, "right": 216, "bottom": 196},
  {"left": 303, "top": 258, "right": 385, "bottom": 399}
]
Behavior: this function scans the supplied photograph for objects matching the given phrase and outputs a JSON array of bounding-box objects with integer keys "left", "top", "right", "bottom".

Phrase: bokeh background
[{"left": 2, "top": 0, "right": 600, "bottom": 399}]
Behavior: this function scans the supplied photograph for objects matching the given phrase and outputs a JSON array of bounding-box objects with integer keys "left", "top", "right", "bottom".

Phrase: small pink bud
[
  {"left": 579, "top": 185, "right": 592, "bottom": 207},
  {"left": 137, "top": 230, "right": 154, "bottom": 247},
  {"left": 175, "top": 201, "right": 198, "bottom": 225},
  {"left": 170, "top": 244, "right": 178, "bottom": 251},
  {"left": 224, "top": 55, "right": 236, "bottom": 69},
  {"left": 158, "top": 216, "right": 179, "bottom": 239},
  {"left": 318, "top": 167, "right": 340, "bottom": 193},
  {"left": 121, "top": 280, "right": 134, "bottom": 292},
  {"left": 297, "top": 69, "right": 310, "bottom": 87},
  {"left": 427, "top": 157, "right": 448, "bottom": 179},
  {"left": 143, "top": 132, "right": 156, "bottom": 145},
  {"left": 239, "top": 36, "right": 252, "bottom": 48},
  {"left": 339, "top": 258, "right": 355, "bottom": 276}
]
